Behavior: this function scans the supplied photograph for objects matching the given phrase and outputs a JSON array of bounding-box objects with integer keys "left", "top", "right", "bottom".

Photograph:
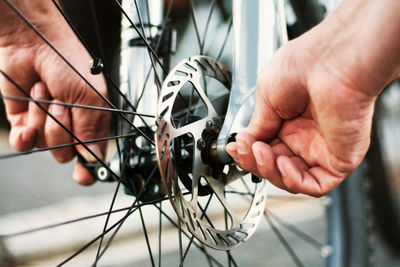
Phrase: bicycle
[{"left": 0, "top": 0, "right": 379, "bottom": 266}]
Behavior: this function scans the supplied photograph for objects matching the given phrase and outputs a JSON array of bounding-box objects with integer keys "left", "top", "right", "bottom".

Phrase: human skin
[
  {"left": 0, "top": 0, "right": 110, "bottom": 185},
  {"left": 226, "top": 0, "right": 400, "bottom": 197}
]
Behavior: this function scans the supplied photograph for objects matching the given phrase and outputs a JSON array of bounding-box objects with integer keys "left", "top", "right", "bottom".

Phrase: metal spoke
[
  {"left": 188, "top": 0, "right": 203, "bottom": 54},
  {"left": 133, "top": 0, "right": 163, "bottom": 90},
  {"left": 5, "top": 0, "right": 155, "bottom": 146},
  {"left": 200, "top": 0, "right": 217, "bottom": 53},
  {"left": 51, "top": 0, "right": 155, "bottom": 131},
  {"left": 95, "top": 165, "right": 159, "bottom": 261},
  {"left": 0, "top": 206, "right": 131, "bottom": 239},
  {"left": 94, "top": 180, "right": 122, "bottom": 265},
  {"left": 88, "top": 0, "right": 107, "bottom": 65},
  {"left": 0, "top": 94, "right": 154, "bottom": 117},
  {"left": 237, "top": 176, "right": 306, "bottom": 267},
  {"left": 139, "top": 205, "right": 156, "bottom": 267},
  {"left": 114, "top": 0, "right": 167, "bottom": 75},
  {"left": 56, "top": 206, "right": 140, "bottom": 267},
  {"left": 153, "top": 204, "right": 224, "bottom": 267},
  {"left": 266, "top": 209, "right": 331, "bottom": 254},
  {"left": 158, "top": 202, "right": 162, "bottom": 267},
  {"left": 59, "top": 167, "right": 173, "bottom": 266},
  {"left": 178, "top": 219, "right": 184, "bottom": 267},
  {"left": 216, "top": 18, "right": 232, "bottom": 61},
  {"left": 182, "top": 194, "right": 213, "bottom": 265},
  {"left": 0, "top": 69, "right": 123, "bottom": 183},
  {"left": 0, "top": 133, "right": 136, "bottom": 160},
  {"left": 264, "top": 211, "right": 305, "bottom": 267}
]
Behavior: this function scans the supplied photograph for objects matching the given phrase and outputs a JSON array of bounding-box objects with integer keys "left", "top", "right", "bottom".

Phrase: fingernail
[
  {"left": 80, "top": 144, "right": 103, "bottom": 163},
  {"left": 51, "top": 103, "right": 66, "bottom": 116},
  {"left": 252, "top": 144, "right": 264, "bottom": 166},
  {"left": 32, "top": 83, "right": 46, "bottom": 99},
  {"left": 237, "top": 141, "right": 248, "bottom": 155},
  {"left": 277, "top": 157, "right": 286, "bottom": 177},
  {"left": 21, "top": 128, "right": 33, "bottom": 143}
]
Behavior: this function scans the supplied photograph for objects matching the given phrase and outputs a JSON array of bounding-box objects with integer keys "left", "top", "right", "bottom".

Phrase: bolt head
[
  {"left": 197, "top": 139, "right": 206, "bottom": 150},
  {"left": 206, "top": 120, "right": 214, "bottom": 130}
]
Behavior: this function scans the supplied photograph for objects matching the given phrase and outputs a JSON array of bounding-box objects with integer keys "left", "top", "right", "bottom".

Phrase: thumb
[{"left": 245, "top": 51, "right": 309, "bottom": 142}]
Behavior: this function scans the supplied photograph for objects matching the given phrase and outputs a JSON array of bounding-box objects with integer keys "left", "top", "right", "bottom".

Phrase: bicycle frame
[{"left": 216, "top": 0, "right": 284, "bottom": 163}]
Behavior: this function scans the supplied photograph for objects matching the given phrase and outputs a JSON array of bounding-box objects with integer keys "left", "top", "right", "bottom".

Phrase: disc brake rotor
[{"left": 155, "top": 56, "right": 267, "bottom": 250}]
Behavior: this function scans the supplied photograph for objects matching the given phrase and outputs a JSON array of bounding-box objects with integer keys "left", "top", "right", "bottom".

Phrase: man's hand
[
  {"left": 0, "top": 1, "right": 110, "bottom": 185},
  {"left": 226, "top": 0, "right": 400, "bottom": 197}
]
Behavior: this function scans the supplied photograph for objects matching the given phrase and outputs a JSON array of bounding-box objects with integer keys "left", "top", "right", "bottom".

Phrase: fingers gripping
[{"left": 45, "top": 101, "right": 74, "bottom": 163}]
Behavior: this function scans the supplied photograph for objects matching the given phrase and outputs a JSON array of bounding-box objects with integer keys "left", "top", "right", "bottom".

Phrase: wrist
[{"left": 307, "top": 0, "right": 400, "bottom": 98}]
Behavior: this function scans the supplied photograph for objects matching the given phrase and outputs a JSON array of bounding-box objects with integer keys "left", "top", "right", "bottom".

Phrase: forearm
[
  {"left": 0, "top": 0, "right": 59, "bottom": 43},
  {"left": 306, "top": 0, "right": 400, "bottom": 97}
]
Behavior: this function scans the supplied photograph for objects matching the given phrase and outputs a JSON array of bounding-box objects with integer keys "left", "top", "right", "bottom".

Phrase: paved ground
[{"left": 1, "top": 131, "right": 400, "bottom": 267}]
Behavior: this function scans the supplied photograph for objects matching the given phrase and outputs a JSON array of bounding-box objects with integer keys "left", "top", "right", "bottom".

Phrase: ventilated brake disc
[{"left": 155, "top": 56, "right": 267, "bottom": 250}]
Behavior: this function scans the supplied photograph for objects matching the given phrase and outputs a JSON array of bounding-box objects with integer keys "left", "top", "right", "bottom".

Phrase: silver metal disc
[{"left": 155, "top": 56, "right": 267, "bottom": 250}]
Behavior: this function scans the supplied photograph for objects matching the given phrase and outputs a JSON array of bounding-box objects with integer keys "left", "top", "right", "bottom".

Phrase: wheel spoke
[
  {"left": 88, "top": 0, "right": 107, "bottom": 65},
  {"left": 188, "top": 0, "right": 203, "bottom": 54},
  {"left": 139, "top": 206, "right": 156, "bottom": 267},
  {"left": 200, "top": 0, "right": 217, "bottom": 53},
  {"left": 0, "top": 133, "right": 136, "bottom": 160},
  {"left": 266, "top": 209, "right": 331, "bottom": 255},
  {"left": 264, "top": 211, "right": 305, "bottom": 267},
  {"left": 93, "top": 180, "right": 123, "bottom": 265},
  {"left": 0, "top": 206, "right": 131, "bottom": 239},
  {"left": 53, "top": 0, "right": 155, "bottom": 130},
  {"left": 114, "top": 0, "right": 167, "bottom": 75},
  {"left": 56, "top": 206, "right": 140, "bottom": 267},
  {"left": 5, "top": 0, "right": 155, "bottom": 146},
  {"left": 216, "top": 18, "right": 232, "bottom": 61},
  {"left": 153, "top": 204, "right": 224, "bottom": 267},
  {"left": 178, "top": 218, "right": 184, "bottom": 267},
  {"left": 181, "top": 194, "right": 213, "bottom": 263},
  {"left": 158, "top": 202, "right": 162, "bottom": 267},
  {"left": 0, "top": 94, "right": 154, "bottom": 117},
  {"left": 95, "top": 165, "right": 159, "bottom": 261},
  {"left": 133, "top": 0, "right": 163, "bottom": 90},
  {"left": 0, "top": 68, "right": 122, "bottom": 182}
]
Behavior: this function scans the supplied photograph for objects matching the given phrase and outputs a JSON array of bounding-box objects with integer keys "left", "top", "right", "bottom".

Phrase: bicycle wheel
[{"left": 0, "top": 0, "right": 371, "bottom": 266}]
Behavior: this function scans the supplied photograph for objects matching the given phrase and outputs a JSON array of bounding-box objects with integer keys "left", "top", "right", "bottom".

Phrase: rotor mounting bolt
[
  {"left": 89, "top": 57, "right": 104, "bottom": 75},
  {"left": 206, "top": 120, "right": 214, "bottom": 131},
  {"left": 197, "top": 138, "right": 206, "bottom": 150}
]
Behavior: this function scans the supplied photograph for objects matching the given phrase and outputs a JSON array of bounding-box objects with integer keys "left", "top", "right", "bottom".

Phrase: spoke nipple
[
  {"left": 89, "top": 57, "right": 104, "bottom": 75},
  {"left": 320, "top": 245, "right": 333, "bottom": 258},
  {"left": 197, "top": 138, "right": 206, "bottom": 150}
]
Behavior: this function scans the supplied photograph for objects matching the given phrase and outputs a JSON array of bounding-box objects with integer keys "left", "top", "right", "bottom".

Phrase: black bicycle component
[
  {"left": 89, "top": 57, "right": 104, "bottom": 75},
  {"left": 78, "top": 153, "right": 114, "bottom": 182},
  {"left": 119, "top": 127, "right": 165, "bottom": 202}
]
